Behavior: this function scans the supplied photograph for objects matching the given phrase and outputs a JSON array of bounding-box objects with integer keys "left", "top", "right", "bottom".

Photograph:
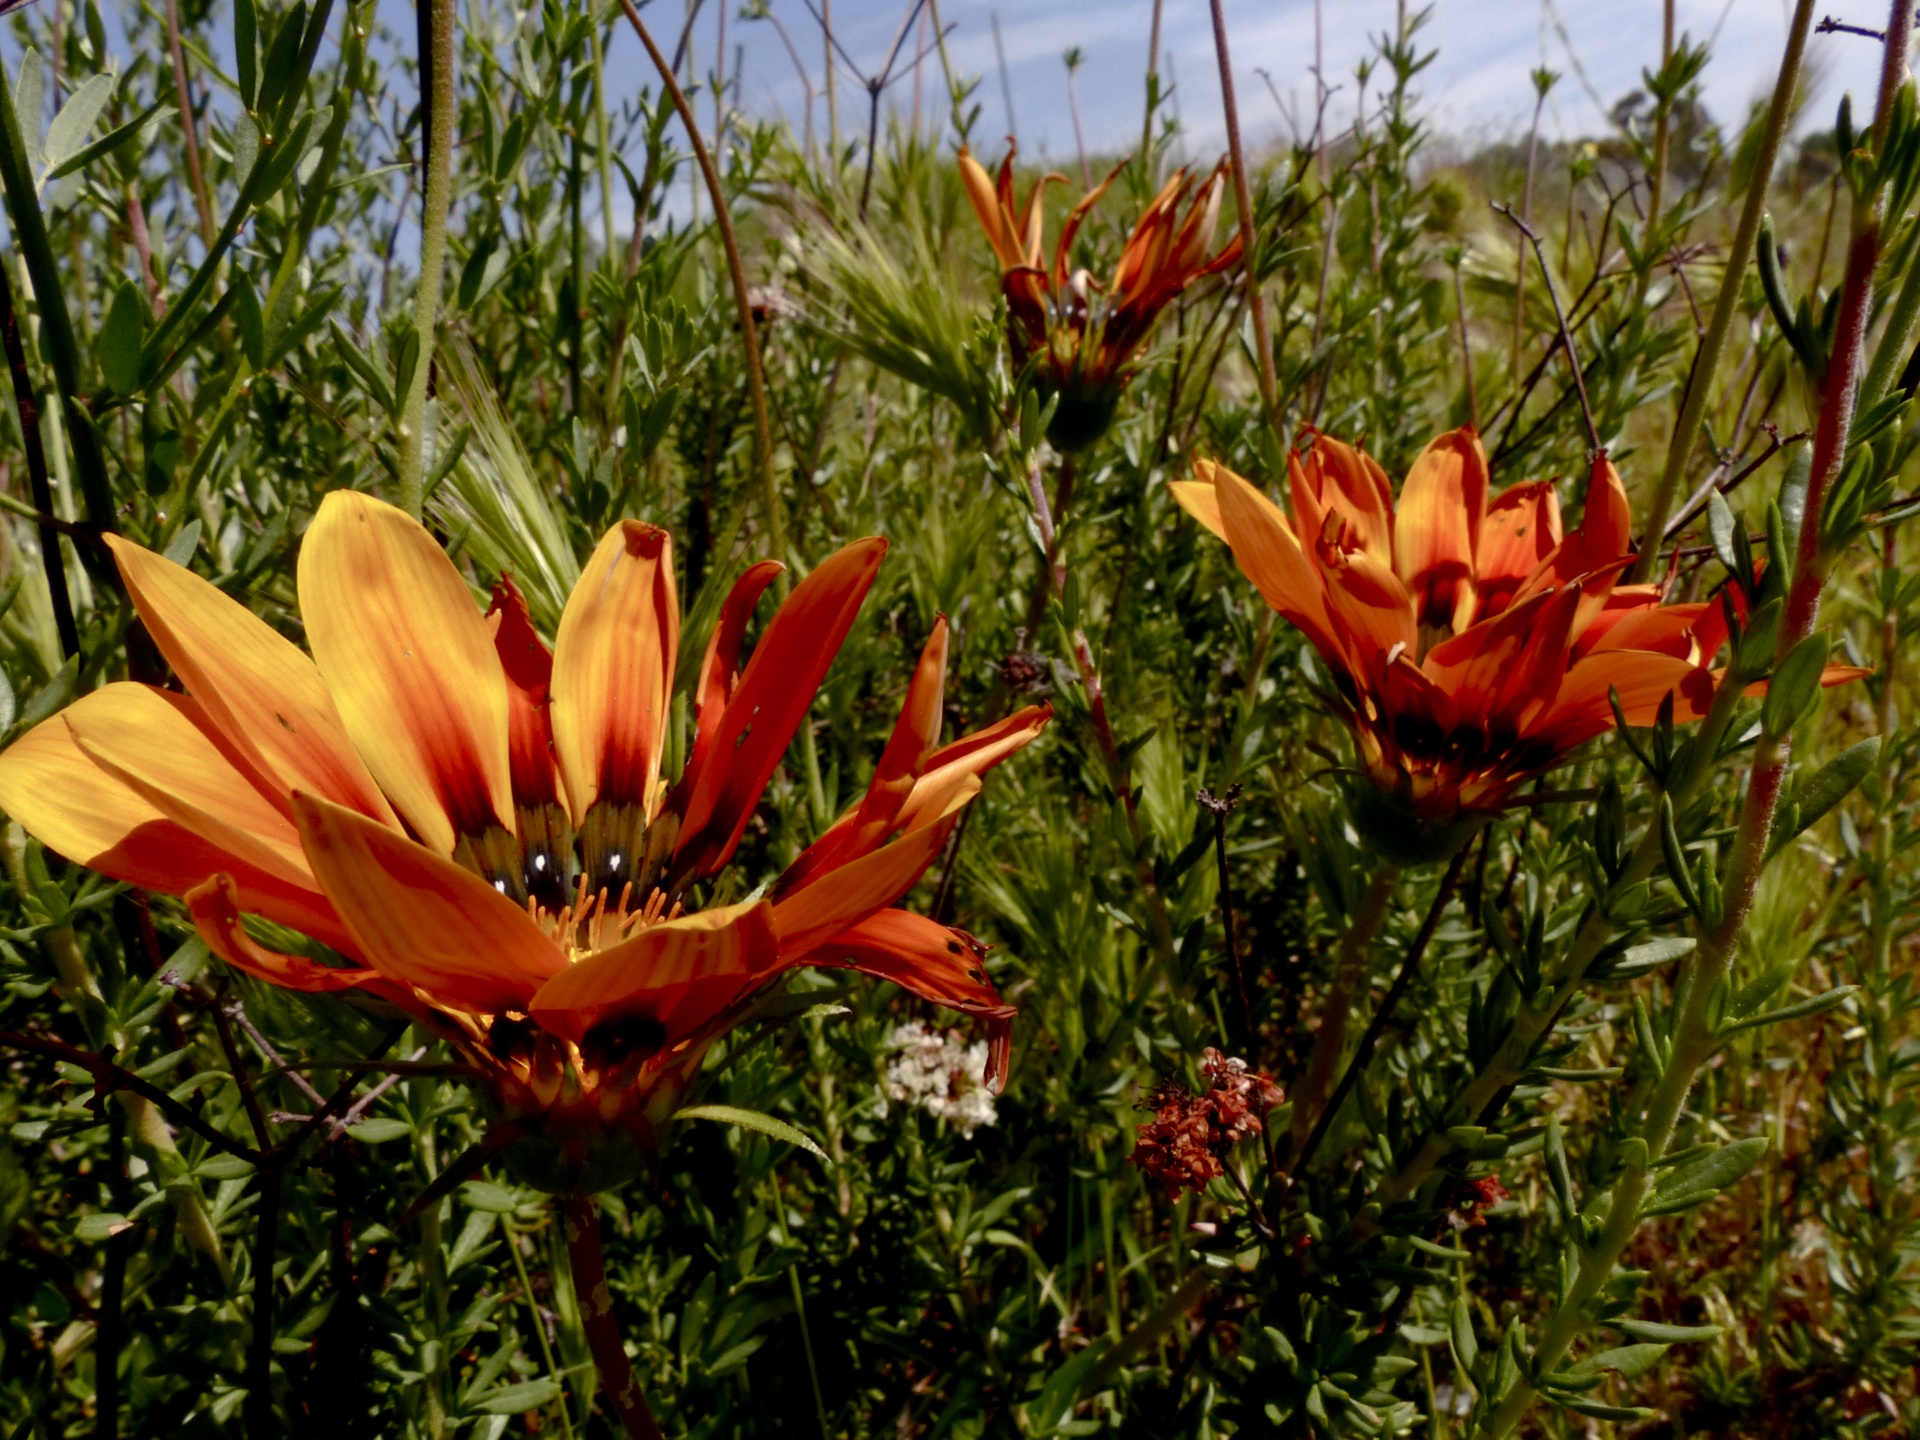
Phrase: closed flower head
[{"left": 960, "top": 142, "right": 1241, "bottom": 451}]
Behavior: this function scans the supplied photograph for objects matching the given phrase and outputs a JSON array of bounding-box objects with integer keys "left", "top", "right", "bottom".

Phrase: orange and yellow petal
[
  {"left": 771, "top": 778, "right": 977, "bottom": 959},
  {"left": 62, "top": 683, "right": 314, "bottom": 891},
  {"left": 673, "top": 536, "right": 888, "bottom": 884},
  {"left": 487, "top": 577, "right": 559, "bottom": 808},
  {"left": 0, "top": 707, "right": 356, "bottom": 951},
  {"left": 105, "top": 534, "right": 395, "bottom": 826},
  {"left": 1292, "top": 435, "right": 1395, "bottom": 568},
  {"left": 186, "top": 873, "right": 379, "bottom": 993},
  {"left": 1205, "top": 460, "right": 1345, "bottom": 663},
  {"left": 1393, "top": 427, "right": 1489, "bottom": 638},
  {"left": 1530, "top": 650, "right": 1715, "bottom": 753},
  {"left": 1548, "top": 452, "right": 1636, "bottom": 583},
  {"left": 526, "top": 899, "right": 780, "bottom": 1046},
  {"left": 791, "top": 908, "right": 1016, "bottom": 1021},
  {"left": 688, "top": 559, "right": 786, "bottom": 773},
  {"left": 291, "top": 792, "right": 565, "bottom": 1015},
  {"left": 298, "top": 491, "right": 513, "bottom": 854},
  {"left": 1476, "top": 481, "right": 1563, "bottom": 618},
  {"left": 779, "top": 619, "right": 951, "bottom": 892},
  {"left": 550, "top": 522, "right": 680, "bottom": 822}
]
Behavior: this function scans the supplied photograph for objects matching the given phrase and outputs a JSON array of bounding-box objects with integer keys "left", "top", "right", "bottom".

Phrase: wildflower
[
  {"left": 879, "top": 1021, "right": 999, "bottom": 1136},
  {"left": 1451, "top": 1175, "right": 1511, "bottom": 1229},
  {"left": 1172, "top": 429, "right": 1862, "bottom": 856},
  {"left": 0, "top": 494, "right": 1049, "bottom": 1193},
  {"left": 1131, "top": 1048, "right": 1282, "bottom": 1199},
  {"left": 959, "top": 142, "right": 1242, "bottom": 451}
]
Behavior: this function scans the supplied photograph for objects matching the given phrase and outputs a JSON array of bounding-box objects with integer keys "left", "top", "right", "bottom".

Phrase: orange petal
[
  {"left": 105, "top": 533, "right": 395, "bottom": 826},
  {"left": 789, "top": 908, "right": 1016, "bottom": 1020},
  {"left": 1530, "top": 650, "right": 1714, "bottom": 754},
  {"left": 771, "top": 778, "right": 976, "bottom": 959},
  {"left": 291, "top": 792, "right": 565, "bottom": 1014},
  {"left": 1393, "top": 428, "right": 1489, "bottom": 638},
  {"left": 778, "top": 618, "right": 950, "bottom": 893},
  {"left": 0, "top": 708, "right": 357, "bottom": 950},
  {"left": 1476, "top": 481, "right": 1563, "bottom": 619},
  {"left": 1584, "top": 601, "right": 1721, "bottom": 664},
  {"left": 1168, "top": 478, "right": 1226, "bottom": 540},
  {"left": 892, "top": 704, "right": 1052, "bottom": 836},
  {"left": 1206, "top": 460, "right": 1344, "bottom": 663},
  {"left": 958, "top": 148, "right": 1024, "bottom": 270},
  {"left": 1549, "top": 451, "right": 1636, "bottom": 583},
  {"left": 551, "top": 522, "right": 680, "bottom": 822},
  {"left": 62, "top": 683, "right": 314, "bottom": 891},
  {"left": 298, "top": 491, "right": 513, "bottom": 854},
  {"left": 688, "top": 559, "right": 786, "bottom": 777},
  {"left": 487, "top": 577, "right": 559, "bottom": 808},
  {"left": 186, "top": 873, "right": 378, "bottom": 993},
  {"left": 1292, "top": 435, "right": 1395, "bottom": 568},
  {"left": 672, "top": 537, "right": 888, "bottom": 884},
  {"left": 527, "top": 899, "right": 779, "bottom": 1046},
  {"left": 1313, "top": 518, "right": 1417, "bottom": 662}
]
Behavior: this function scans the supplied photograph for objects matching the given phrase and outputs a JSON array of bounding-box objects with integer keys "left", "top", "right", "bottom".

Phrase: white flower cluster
[{"left": 878, "top": 1022, "right": 999, "bottom": 1137}]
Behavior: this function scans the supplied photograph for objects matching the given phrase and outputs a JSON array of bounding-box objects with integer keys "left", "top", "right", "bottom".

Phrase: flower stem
[
  {"left": 621, "top": 0, "right": 786, "bottom": 570},
  {"left": 396, "top": 0, "right": 456, "bottom": 520},
  {"left": 1287, "top": 861, "right": 1400, "bottom": 1159},
  {"left": 1629, "top": 0, "right": 1814, "bottom": 580},
  {"left": 561, "top": 1194, "right": 665, "bottom": 1440},
  {"left": 0, "top": 254, "right": 77, "bottom": 658},
  {"left": 1207, "top": 0, "right": 1280, "bottom": 436}
]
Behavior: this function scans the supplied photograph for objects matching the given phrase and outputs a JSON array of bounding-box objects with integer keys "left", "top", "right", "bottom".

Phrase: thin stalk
[
  {"left": 1642, "top": 1, "right": 1674, "bottom": 268},
  {"left": 165, "top": 0, "right": 216, "bottom": 249},
  {"left": 1292, "top": 845, "right": 1469, "bottom": 1176},
  {"left": 508, "top": 1223, "right": 577, "bottom": 1440},
  {"left": 1208, "top": 0, "right": 1280, "bottom": 434},
  {"left": 1201, "top": 788, "right": 1254, "bottom": 1052},
  {"left": 1369, "top": 669, "right": 1749, "bottom": 1219},
  {"left": 621, "top": 0, "right": 786, "bottom": 568},
  {"left": 591, "top": 19, "right": 617, "bottom": 264},
  {"left": 96, "top": 1111, "right": 130, "bottom": 1440},
  {"left": 0, "top": 256, "right": 77, "bottom": 658},
  {"left": 1483, "top": 20, "right": 1901, "bottom": 1431},
  {"left": 1288, "top": 862, "right": 1401, "bottom": 1157},
  {"left": 1454, "top": 255, "right": 1479, "bottom": 429},
  {"left": 1630, "top": 0, "right": 1815, "bottom": 579},
  {"left": 823, "top": 0, "right": 838, "bottom": 156},
  {"left": 1497, "top": 203, "right": 1599, "bottom": 453},
  {"left": 1510, "top": 83, "right": 1546, "bottom": 381},
  {"left": 0, "top": 51, "right": 114, "bottom": 536},
  {"left": 396, "top": 0, "right": 456, "bottom": 519},
  {"left": 561, "top": 1194, "right": 666, "bottom": 1440},
  {"left": 1138, "top": 0, "right": 1163, "bottom": 189},
  {"left": 243, "top": 1166, "right": 284, "bottom": 1440}
]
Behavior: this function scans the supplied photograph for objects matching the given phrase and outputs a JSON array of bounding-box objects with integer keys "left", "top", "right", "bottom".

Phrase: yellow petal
[
  {"left": 291, "top": 791, "right": 564, "bottom": 1014},
  {"left": 0, "top": 706, "right": 354, "bottom": 951},
  {"left": 63, "top": 683, "right": 314, "bottom": 890},
  {"left": 527, "top": 899, "right": 779, "bottom": 1046},
  {"left": 105, "top": 533, "right": 396, "bottom": 826},
  {"left": 1168, "top": 478, "right": 1226, "bottom": 540},
  {"left": 550, "top": 521, "right": 680, "bottom": 822},
  {"left": 298, "top": 490, "right": 513, "bottom": 854}
]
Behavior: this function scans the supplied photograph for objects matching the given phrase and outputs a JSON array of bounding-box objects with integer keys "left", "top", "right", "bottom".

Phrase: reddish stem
[{"left": 561, "top": 1194, "right": 665, "bottom": 1440}]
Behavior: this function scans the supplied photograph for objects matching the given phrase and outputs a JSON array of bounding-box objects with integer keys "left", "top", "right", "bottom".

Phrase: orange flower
[
  {"left": 0, "top": 494, "right": 1048, "bottom": 1192},
  {"left": 1172, "top": 428, "right": 1857, "bottom": 848},
  {"left": 959, "top": 142, "right": 1242, "bottom": 450}
]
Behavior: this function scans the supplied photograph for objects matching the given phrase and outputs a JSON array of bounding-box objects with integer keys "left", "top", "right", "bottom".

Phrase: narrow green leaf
[
  {"left": 677, "top": 1104, "right": 827, "bottom": 1160},
  {"left": 39, "top": 72, "right": 115, "bottom": 179},
  {"left": 1613, "top": 1319, "right": 1724, "bottom": 1343}
]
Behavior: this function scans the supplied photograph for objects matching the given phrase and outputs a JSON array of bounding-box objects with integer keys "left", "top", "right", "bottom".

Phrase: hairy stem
[
  {"left": 396, "top": 0, "right": 456, "bottom": 518},
  {"left": 1630, "top": 0, "right": 1815, "bottom": 579},
  {"left": 562, "top": 1194, "right": 666, "bottom": 1440}
]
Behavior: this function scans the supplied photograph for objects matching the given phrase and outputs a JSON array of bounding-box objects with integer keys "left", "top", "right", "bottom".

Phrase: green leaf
[
  {"left": 231, "top": 114, "right": 260, "bottom": 193},
  {"left": 17, "top": 656, "right": 78, "bottom": 730},
  {"left": 470, "top": 1378, "right": 562, "bottom": 1415},
  {"left": 676, "top": 1104, "right": 826, "bottom": 1160},
  {"left": 1449, "top": 1296, "right": 1478, "bottom": 1372},
  {"left": 234, "top": 279, "right": 265, "bottom": 371},
  {"left": 1762, "top": 633, "right": 1828, "bottom": 737},
  {"left": 74, "top": 1211, "right": 132, "bottom": 1242},
  {"left": 13, "top": 50, "right": 43, "bottom": 175},
  {"left": 1608, "top": 936, "right": 1695, "bottom": 978},
  {"left": 1613, "top": 1319, "right": 1724, "bottom": 1343},
  {"left": 41, "top": 72, "right": 115, "bottom": 182},
  {"left": 163, "top": 520, "right": 202, "bottom": 567},
  {"left": 1720, "top": 985, "right": 1857, "bottom": 1036},
  {"left": 45, "top": 97, "right": 164, "bottom": 185},
  {"left": 235, "top": 0, "right": 259, "bottom": 109},
  {"left": 1552, "top": 1342, "right": 1669, "bottom": 1386},
  {"left": 1768, "top": 738, "right": 1881, "bottom": 857},
  {"left": 1706, "top": 490, "right": 1739, "bottom": 578},
  {"left": 460, "top": 1180, "right": 521, "bottom": 1213},
  {"left": 1648, "top": 1136, "right": 1768, "bottom": 1213},
  {"left": 96, "top": 283, "right": 146, "bottom": 396},
  {"left": 346, "top": 1117, "right": 412, "bottom": 1144}
]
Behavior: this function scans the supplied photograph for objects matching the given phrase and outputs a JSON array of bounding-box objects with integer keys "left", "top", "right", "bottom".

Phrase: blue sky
[{"left": 609, "top": 0, "right": 1894, "bottom": 163}]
